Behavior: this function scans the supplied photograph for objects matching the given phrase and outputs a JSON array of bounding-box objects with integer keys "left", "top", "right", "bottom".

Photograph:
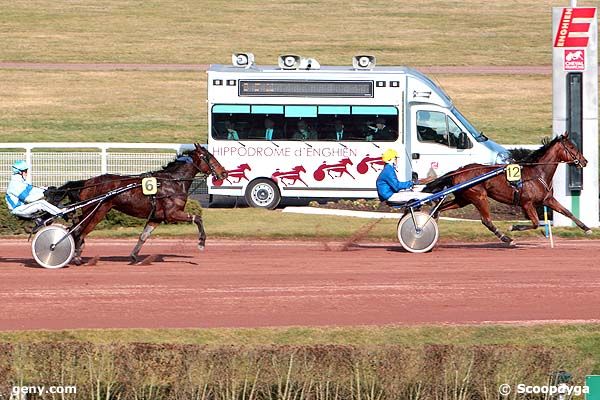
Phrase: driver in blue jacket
[
  {"left": 376, "top": 149, "right": 423, "bottom": 203},
  {"left": 5, "top": 160, "right": 62, "bottom": 219}
]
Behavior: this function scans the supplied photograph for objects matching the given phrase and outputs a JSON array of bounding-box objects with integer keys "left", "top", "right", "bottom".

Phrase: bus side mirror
[{"left": 457, "top": 132, "right": 470, "bottom": 149}]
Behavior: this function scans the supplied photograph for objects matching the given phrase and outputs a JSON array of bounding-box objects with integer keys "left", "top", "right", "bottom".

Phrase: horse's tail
[
  {"left": 422, "top": 173, "right": 454, "bottom": 194},
  {"left": 46, "top": 179, "right": 85, "bottom": 205}
]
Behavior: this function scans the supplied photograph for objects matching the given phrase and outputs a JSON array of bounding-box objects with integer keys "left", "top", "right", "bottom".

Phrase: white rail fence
[
  {"left": 1, "top": 142, "right": 534, "bottom": 195},
  {"left": 0, "top": 143, "right": 208, "bottom": 194}
]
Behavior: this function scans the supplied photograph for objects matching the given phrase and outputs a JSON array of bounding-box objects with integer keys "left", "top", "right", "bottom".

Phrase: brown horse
[
  {"left": 423, "top": 133, "right": 590, "bottom": 245},
  {"left": 51, "top": 144, "right": 227, "bottom": 264}
]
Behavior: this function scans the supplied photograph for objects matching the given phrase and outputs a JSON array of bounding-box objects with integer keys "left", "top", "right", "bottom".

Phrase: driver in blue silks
[
  {"left": 5, "top": 160, "right": 62, "bottom": 219},
  {"left": 376, "top": 149, "right": 431, "bottom": 203}
]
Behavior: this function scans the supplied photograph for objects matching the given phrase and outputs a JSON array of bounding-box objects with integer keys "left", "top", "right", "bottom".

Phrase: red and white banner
[{"left": 554, "top": 8, "right": 596, "bottom": 48}]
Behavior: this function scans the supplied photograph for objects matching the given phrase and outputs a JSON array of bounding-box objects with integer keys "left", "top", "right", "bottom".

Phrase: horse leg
[
  {"left": 72, "top": 236, "right": 86, "bottom": 266},
  {"left": 509, "top": 202, "right": 540, "bottom": 232},
  {"left": 544, "top": 196, "right": 592, "bottom": 234},
  {"left": 130, "top": 221, "right": 159, "bottom": 263},
  {"left": 167, "top": 211, "right": 206, "bottom": 251},
  {"left": 70, "top": 205, "right": 112, "bottom": 264},
  {"left": 68, "top": 215, "right": 85, "bottom": 266},
  {"left": 468, "top": 193, "right": 515, "bottom": 245}
]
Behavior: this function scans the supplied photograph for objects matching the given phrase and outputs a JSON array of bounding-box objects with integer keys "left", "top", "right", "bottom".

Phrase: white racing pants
[{"left": 11, "top": 200, "right": 62, "bottom": 219}]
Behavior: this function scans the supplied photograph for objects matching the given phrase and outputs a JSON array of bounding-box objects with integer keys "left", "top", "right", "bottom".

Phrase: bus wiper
[
  {"left": 303, "top": 141, "right": 313, "bottom": 148},
  {"left": 338, "top": 142, "right": 348, "bottom": 149},
  {"left": 236, "top": 141, "right": 246, "bottom": 147},
  {"left": 269, "top": 140, "right": 280, "bottom": 148},
  {"left": 371, "top": 142, "right": 380, "bottom": 149}
]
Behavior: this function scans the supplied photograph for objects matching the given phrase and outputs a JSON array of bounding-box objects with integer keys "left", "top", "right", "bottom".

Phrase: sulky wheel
[
  {"left": 31, "top": 225, "right": 75, "bottom": 269},
  {"left": 397, "top": 211, "right": 439, "bottom": 253}
]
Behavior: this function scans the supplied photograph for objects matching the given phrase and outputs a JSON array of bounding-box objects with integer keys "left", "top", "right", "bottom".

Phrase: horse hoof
[
  {"left": 72, "top": 257, "right": 82, "bottom": 266},
  {"left": 198, "top": 244, "right": 205, "bottom": 251},
  {"left": 585, "top": 229, "right": 593, "bottom": 235},
  {"left": 508, "top": 240, "right": 516, "bottom": 247},
  {"left": 508, "top": 225, "right": 514, "bottom": 232},
  {"left": 129, "top": 255, "right": 139, "bottom": 264}
]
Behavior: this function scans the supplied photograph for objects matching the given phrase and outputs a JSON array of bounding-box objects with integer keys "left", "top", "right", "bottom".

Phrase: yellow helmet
[{"left": 382, "top": 148, "right": 398, "bottom": 162}]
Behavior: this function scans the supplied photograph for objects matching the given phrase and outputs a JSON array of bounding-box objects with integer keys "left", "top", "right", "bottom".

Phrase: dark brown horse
[
  {"left": 51, "top": 144, "right": 227, "bottom": 264},
  {"left": 423, "top": 133, "right": 590, "bottom": 245}
]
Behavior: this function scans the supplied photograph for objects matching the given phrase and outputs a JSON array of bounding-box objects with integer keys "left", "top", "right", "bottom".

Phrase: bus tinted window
[{"left": 211, "top": 105, "right": 399, "bottom": 141}]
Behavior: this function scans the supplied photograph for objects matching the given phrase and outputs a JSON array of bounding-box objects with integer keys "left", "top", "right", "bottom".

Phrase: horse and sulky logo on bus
[{"left": 212, "top": 154, "right": 386, "bottom": 187}]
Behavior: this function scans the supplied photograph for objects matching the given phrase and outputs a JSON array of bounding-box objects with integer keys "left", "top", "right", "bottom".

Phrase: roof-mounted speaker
[
  {"left": 278, "top": 54, "right": 302, "bottom": 69},
  {"left": 232, "top": 52, "right": 255, "bottom": 68},
  {"left": 353, "top": 55, "right": 376, "bottom": 70}
]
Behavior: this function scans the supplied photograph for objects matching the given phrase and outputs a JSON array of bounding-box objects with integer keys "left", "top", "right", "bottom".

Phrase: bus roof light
[
  {"left": 353, "top": 55, "right": 376, "bottom": 70},
  {"left": 232, "top": 52, "right": 255, "bottom": 68}
]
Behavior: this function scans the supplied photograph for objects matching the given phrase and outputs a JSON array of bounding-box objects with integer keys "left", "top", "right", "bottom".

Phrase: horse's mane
[
  {"left": 509, "top": 136, "right": 557, "bottom": 162},
  {"left": 158, "top": 150, "right": 196, "bottom": 173}
]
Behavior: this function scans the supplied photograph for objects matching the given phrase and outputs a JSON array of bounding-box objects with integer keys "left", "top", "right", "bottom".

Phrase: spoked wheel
[
  {"left": 31, "top": 225, "right": 75, "bottom": 269},
  {"left": 397, "top": 211, "right": 439, "bottom": 253}
]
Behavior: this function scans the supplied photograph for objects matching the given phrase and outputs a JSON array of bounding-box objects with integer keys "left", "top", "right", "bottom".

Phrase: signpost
[{"left": 552, "top": 3, "right": 599, "bottom": 228}]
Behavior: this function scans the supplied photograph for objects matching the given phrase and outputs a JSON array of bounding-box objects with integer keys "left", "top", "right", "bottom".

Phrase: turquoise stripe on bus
[
  {"left": 252, "top": 105, "right": 284, "bottom": 114},
  {"left": 212, "top": 105, "right": 250, "bottom": 114},
  {"left": 352, "top": 106, "right": 398, "bottom": 115},
  {"left": 318, "top": 106, "right": 350, "bottom": 115},
  {"left": 285, "top": 106, "right": 317, "bottom": 118}
]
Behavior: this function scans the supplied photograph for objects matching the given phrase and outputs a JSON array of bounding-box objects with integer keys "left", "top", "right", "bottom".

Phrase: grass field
[
  {"left": 1, "top": 324, "right": 599, "bottom": 349},
  {"left": 0, "top": 70, "right": 553, "bottom": 143},
  {"left": 1, "top": 0, "right": 596, "bottom": 144},
  {"left": 1, "top": 0, "right": 595, "bottom": 66}
]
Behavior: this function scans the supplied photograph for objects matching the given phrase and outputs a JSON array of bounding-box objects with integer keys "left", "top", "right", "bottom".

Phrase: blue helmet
[{"left": 11, "top": 160, "right": 29, "bottom": 174}]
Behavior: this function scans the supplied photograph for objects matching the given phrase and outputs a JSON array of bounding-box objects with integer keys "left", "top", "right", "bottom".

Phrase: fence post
[
  {"left": 101, "top": 146, "right": 108, "bottom": 174},
  {"left": 25, "top": 145, "right": 33, "bottom": 184}
]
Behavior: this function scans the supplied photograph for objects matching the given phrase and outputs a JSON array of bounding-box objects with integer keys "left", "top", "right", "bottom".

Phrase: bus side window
[{"left": 349, "top": 107, "right": 399, "bottom": 142}]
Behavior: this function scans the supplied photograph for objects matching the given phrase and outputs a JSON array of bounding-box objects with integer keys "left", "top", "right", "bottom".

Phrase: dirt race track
[{"left": 0, "top": 238, "right": 599, "bottom": 331}]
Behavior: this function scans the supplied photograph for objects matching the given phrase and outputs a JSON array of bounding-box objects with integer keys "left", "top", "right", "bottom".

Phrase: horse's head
[
  {"left": 192, "top": 143, "right": 228, "bottom": 180},
  {"left": 558, "top": 132, "right": 587, "bottom": 167}
]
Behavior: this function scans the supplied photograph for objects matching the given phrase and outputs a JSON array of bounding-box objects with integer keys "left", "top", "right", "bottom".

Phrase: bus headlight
[{"left": 495, "top": 151, "right": 512, "bottom": 164}]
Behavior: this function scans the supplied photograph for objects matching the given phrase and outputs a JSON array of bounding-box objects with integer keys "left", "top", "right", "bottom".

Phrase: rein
[{"left": 432, "top": 160, "right": 579, "bottom": 183}]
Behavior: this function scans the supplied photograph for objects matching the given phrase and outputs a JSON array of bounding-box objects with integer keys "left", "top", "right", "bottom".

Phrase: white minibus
[{"left": 207, "top": 54, "right": 509, "bottom": 208}]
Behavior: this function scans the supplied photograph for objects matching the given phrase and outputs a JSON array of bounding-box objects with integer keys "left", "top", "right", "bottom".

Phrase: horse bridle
[
  {"left": 192, "top": 148, "right": 222, "bottom": 179},
  {"left": 560, "top": 136, "right": 583, "bottom": 166}
]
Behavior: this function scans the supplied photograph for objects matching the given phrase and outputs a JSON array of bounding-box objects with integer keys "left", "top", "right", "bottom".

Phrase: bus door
[{"left": 408, "top": 106, "right": 474, "bottom": 179}]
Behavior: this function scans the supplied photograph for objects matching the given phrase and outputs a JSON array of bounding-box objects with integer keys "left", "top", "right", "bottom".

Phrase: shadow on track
[{"left": 0, "top": 253, "right": 198, "bottom": 268}]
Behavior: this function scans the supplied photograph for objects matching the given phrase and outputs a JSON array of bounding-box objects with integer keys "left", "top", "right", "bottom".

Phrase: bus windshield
[{"left": 451, "top": 108, "right": 488, "bottom": 143}]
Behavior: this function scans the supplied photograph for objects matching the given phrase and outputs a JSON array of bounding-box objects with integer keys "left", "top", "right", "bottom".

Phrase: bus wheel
[{"left": 245, "top": 179, "right": 281, "bottom": 209}]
